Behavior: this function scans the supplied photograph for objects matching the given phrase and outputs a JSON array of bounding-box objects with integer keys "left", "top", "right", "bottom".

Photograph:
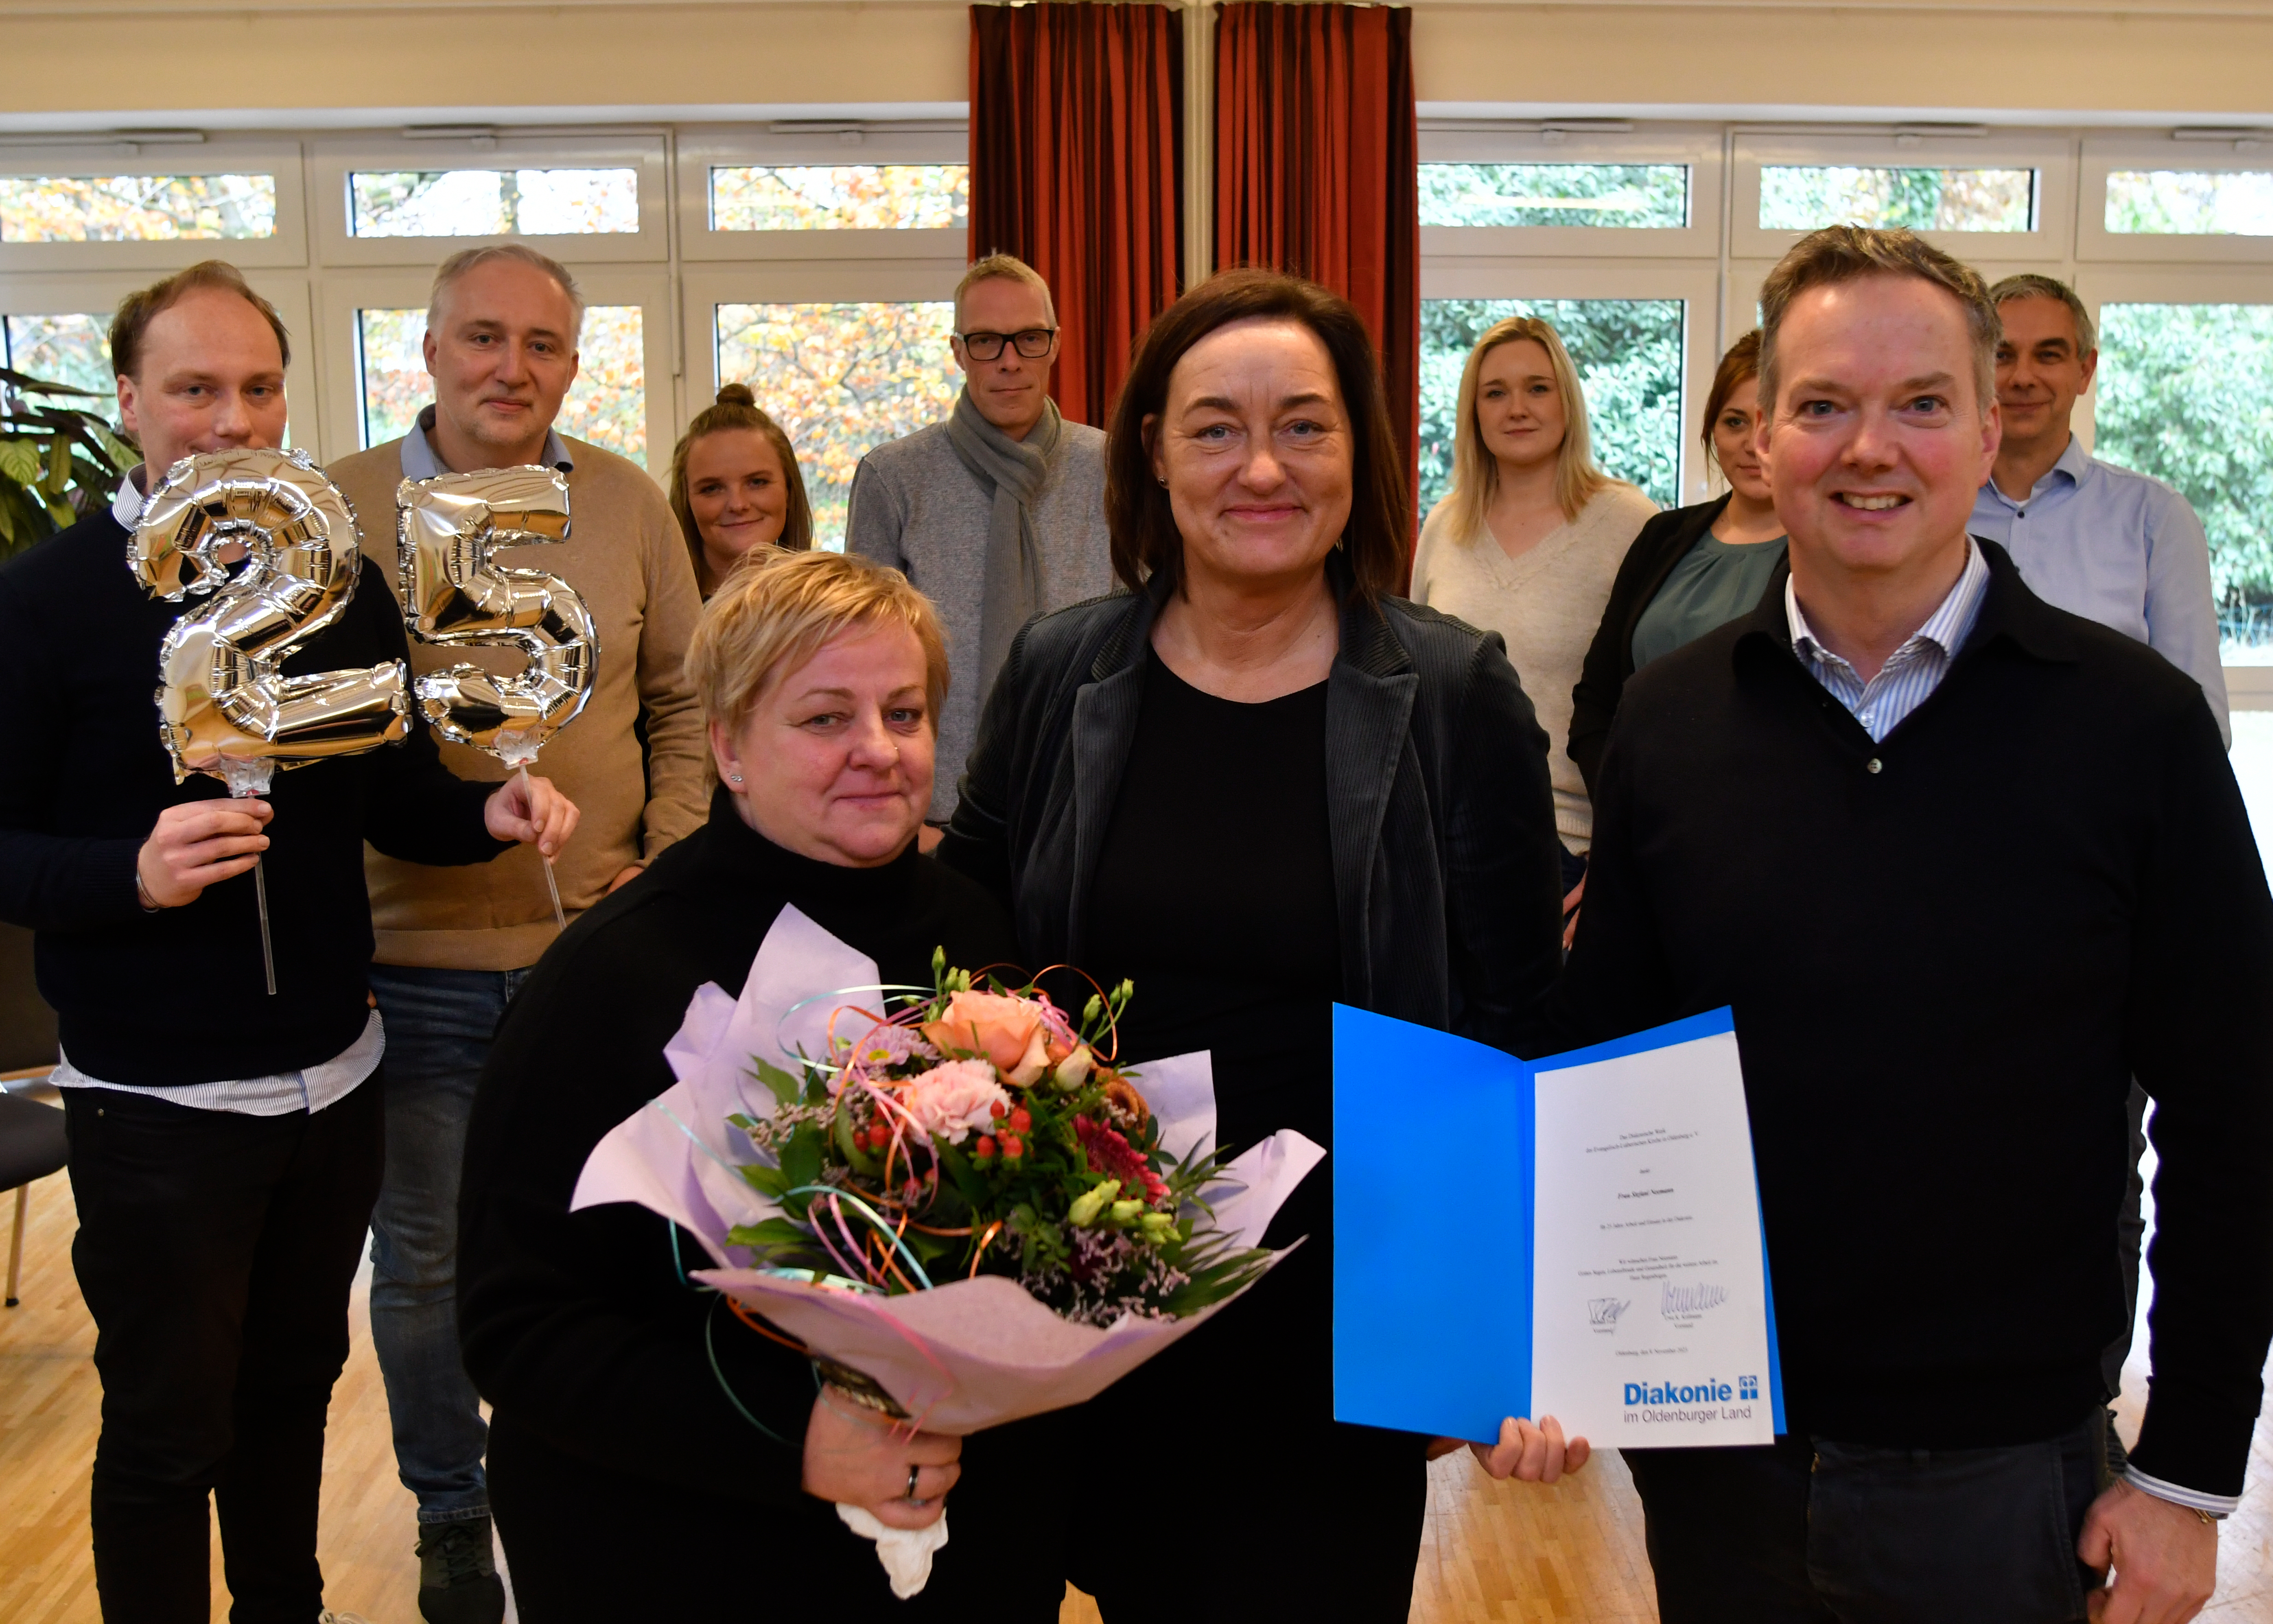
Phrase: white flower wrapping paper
[{"left": 567, "top": 906, "right": 1324, "bottom": 1589}]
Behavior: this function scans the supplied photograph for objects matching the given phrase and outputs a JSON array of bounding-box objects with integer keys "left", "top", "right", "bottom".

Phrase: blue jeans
[{"left": 368, "top": 963, "right": 533, "bottom": 1527}]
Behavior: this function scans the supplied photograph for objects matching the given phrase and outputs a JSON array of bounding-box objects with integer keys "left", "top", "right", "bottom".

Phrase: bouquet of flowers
[
  {"left": 722, "top": 946, "right": 1272, "bottom": 1335},
  {"left": 572, "top": 906, "right": 1321, "bottom": 1591}
]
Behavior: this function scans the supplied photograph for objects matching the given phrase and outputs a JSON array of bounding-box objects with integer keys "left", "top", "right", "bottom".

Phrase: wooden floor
[{"left": 2, "top": 1142, "right": 2268, "bottom": 1621}]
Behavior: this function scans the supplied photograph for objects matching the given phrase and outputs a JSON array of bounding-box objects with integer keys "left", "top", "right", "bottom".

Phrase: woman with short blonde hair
[
  {"left": 689, "top": 546, "right": 947, "bottom": 752},
  {"left": 1411, "top": 313, "right": 1657, "bottom": 922},
  {"left": 460, "top": 548, "right": 1068, "bottom": 1621}
]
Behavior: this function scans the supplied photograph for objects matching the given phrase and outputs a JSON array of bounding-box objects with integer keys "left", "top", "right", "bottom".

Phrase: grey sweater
[{"left": 844, "top": 417, "right": 1113, "bottom": 818}]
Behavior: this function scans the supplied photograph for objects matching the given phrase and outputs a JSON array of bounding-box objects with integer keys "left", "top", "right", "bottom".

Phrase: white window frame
[
  {"left": 680, "top": 261, "right": 968, "bottom": 406},
  {"left": 1420, "top": 260, "right": 1720, "bottom": 506},
  {"left": 1731, "top": 129, "right": 2076, "bottom": 262},
  {"left": 307, "top": 135, "right": 669, "bottom": 269},
  {"left": 1417, "top": 124, "right": 1724, "bottom": 263},
  {"left": 0, "top": 268, "right": 319, "bottom": 455},
  {"left": 313, "top": 266, "right": 675, "bottom": 471},
  {"left": 2078, "top": 135, "right": 2273, "bottom": 265},
  {"left": 0, "top": 140, "right": 308, "bottom": 274},
  {"left": 678, "top": 127, "right": 969, "bottom": 265},
  {"left": 2067, "top": 265, "right": 2273, "bottom": 701}
]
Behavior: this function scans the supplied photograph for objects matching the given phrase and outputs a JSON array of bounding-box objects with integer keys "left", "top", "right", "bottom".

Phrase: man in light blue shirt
[{"left": 1970, "top": 273, "right": 2230, "bottom": 743}]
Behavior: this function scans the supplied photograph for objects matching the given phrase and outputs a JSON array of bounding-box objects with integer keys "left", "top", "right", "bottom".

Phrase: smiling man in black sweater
[
  {"left": 0, "top": 262, "right": 576, "bottom": 1624},
  {"left": 1535, "top": 227, "right": 2273, "bottom": 1624}
]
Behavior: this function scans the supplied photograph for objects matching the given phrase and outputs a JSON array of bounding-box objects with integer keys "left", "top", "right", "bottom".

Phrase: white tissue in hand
[{"left": 836, "top": 1503, "right": 949, "bottom": 1598}]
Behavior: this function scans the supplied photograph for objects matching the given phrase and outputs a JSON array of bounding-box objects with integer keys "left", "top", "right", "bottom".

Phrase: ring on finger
[{"left": 906, "top": 1464, "right": 922, "bottom": 1502}]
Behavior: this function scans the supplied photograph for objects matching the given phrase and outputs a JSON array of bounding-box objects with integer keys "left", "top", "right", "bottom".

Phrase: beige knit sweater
[
  {"left": 329, "top": 435, "right": 709, "bottom": 970},
  {"left": 1412, "top": 482, "right": 1658, "bottom": 853}
]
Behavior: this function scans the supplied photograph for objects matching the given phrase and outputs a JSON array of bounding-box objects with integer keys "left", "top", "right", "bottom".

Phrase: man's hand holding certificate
[{"left": 1333, "top": 1006, "right": 1783, "bottom": 1448}]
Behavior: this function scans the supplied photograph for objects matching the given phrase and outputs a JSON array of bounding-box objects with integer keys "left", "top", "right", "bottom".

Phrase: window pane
[
  {"left": 1418, "top": 164, "right": 1688, "bottom": 229},
  {"left": 2106, "top": 170, "right": 2273, "bottom": 236},
  {"left": 1759, "top": 166, "right": 2035, "bottom": 232},
  {"left": 0, "top": 174, "right": 276, "bottom": 242},
  {"left": 356, "top": 304, "right": 648, "bottom": 466},
  {"left": 349, "top": 169, "right": 639, "bottom": 237},
  {"left": 2096, "top": 303, "right": 2273, "bottom": 660},
  {"left": 560, "top": 306, "right": 648, "bottom": 466},
  {"left": 714, "top": 301, "right": 960, "bottom": 545},
  {"left": 1419, "top": 299, "right": 1685, "bottom": 519},
  {"left": 709, "top": 166, "right": 969, "bottom": 232},
  {"left": 3, "top": 313, "right": 118, "bottom": 422}
]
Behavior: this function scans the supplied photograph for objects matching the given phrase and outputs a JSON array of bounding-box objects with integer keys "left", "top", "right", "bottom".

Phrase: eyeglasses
[{"left": 955, "top": 327, "right": 1058, "bottom": 361}]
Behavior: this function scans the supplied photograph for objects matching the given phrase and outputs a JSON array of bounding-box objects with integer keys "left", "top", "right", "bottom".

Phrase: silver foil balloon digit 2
[
  {"left": 396, "top": 467, "right": 596, "bottom": 769},
  {"left": 129, "top": 447, "right": 409, "bottom": 787}
]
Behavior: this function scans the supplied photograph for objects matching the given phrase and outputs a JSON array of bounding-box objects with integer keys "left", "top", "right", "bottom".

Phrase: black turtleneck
[{"left": 454, "top": 787, "right": 1072, "bottom": 1610}]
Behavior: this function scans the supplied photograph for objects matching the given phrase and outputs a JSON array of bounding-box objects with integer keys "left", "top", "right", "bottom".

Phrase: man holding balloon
[
  {"left": 0, "top": 260, "right": 577, "bottom": 1623},
  {"left": 325, "top": 242, "right": 707, "bottom": 1624}
]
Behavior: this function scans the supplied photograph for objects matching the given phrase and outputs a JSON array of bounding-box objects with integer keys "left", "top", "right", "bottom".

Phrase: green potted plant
[{"left": 0, "top": 367, "right": 137, "bottom": 560}]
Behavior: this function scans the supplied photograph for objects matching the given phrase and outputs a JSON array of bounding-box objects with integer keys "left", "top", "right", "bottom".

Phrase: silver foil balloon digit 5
[
  {"left": 129, "top": 447, "right": 409, "bottom": 789},
  {"left": 395, "top": 466, "right": 596, "bottom": 769}
]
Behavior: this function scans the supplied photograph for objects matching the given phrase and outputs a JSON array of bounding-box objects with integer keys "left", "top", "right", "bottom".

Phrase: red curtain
[
  {"left": 968, "top": 3, "right": 1185, "bottom": 429},
  {"left": 1213, "top": 3, "right": 1420, "bottom": 554}
]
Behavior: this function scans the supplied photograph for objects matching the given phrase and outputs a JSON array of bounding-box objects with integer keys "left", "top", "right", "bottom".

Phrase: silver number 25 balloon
[
  {"left": 129, "top": 447, "right": 409, "bottom": 793},
  {"left": 395, "top": 467, "right": 598, "bottom": 770}
]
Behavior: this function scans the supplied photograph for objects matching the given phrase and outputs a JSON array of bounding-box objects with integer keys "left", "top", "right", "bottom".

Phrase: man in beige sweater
[{"left": 327, "top": 244, "right": 705, "bottom": 1624}]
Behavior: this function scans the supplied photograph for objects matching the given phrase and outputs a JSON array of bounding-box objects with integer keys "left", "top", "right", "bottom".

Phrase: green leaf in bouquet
[
  {"left": 779, "top": 1121, "right": 826, "bottom": 1196},
  {"left": 901, "top": 1229, "right": 956, "bottom": 1267},
  {"left": 738, "top": 1161, "right": 791, "bottom": 1200},
  {"left": 750, "top": 1056, "right": 803, "bottom": 1107},
  {"left": 934, "top": 1138, "right": 990, "bottom": 1207},
  {"left": 832, "top": 1103, "right": 882, "bottom": 1176},
  {"left": 727, "top": 1217, "right": 816, "bottom": 1253}
]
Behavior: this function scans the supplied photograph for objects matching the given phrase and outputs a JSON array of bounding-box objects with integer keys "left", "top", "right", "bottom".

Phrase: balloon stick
[
  {"left": 524, "top": 764, "right": 567, "bottom": 932},
  {"left": 252, "top": 855, "right": 277, "bottom": 997}
]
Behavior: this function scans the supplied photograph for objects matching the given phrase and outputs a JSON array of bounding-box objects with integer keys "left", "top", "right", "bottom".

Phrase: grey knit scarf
[{"left": 947, "top": 387, "right": 1060, "bottom": 689}]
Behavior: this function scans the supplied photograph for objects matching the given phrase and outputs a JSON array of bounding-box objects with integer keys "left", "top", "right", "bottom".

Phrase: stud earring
[{"left": 727, "top": 772, "right": 744, "bottom": 784}]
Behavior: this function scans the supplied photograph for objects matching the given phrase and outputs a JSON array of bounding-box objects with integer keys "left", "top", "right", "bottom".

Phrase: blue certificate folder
[{"left": 1332, "top": 1004, "right": 1785, "bottom": 1444}]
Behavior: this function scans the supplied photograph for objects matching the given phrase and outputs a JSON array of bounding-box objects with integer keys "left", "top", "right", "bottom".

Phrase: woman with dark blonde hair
[
  {"left": 459, "top": 549, "right": 1067, "bottom": 1621},
  {"left": 667, "top": 383, "right": 814, "bottom": 597},
  {"left": 1566, "top": 330, "right": 1787, "bottom": 798},
  {"left": 1411, "top": 316, "right": 1657, "bottom": 927},
  {"left": 942, "top": 269, "right": 1582, "bottom": 1621}
]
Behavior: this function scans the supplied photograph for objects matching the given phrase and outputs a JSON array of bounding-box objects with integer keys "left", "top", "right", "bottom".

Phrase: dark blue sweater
[
  {"left": 1535, "top": 541, "right": 2273, "bottom": 1501},
  {"left": 0, "top": 507, "right": 506, "bottom": 1085}
]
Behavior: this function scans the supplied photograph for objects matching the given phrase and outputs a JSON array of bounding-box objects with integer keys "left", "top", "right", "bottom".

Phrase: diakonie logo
[{"left": 1623, "top": 1373, "right": 1762, "bottom": 1407}]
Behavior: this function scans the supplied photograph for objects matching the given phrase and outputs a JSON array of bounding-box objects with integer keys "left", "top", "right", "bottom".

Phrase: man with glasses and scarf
[{"left": 845, "top": 253, "right": 1110, "bottom": 840}]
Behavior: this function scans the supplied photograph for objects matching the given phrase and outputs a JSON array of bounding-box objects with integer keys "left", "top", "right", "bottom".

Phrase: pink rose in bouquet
[{"left": 896, "top": 1059, "right": 1010, "bottom": 1146}]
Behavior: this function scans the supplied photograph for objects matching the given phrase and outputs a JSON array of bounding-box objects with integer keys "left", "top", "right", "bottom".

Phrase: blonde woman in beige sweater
[{"left": 1412, "top": 316, "right": 1655, "bottom": 929}]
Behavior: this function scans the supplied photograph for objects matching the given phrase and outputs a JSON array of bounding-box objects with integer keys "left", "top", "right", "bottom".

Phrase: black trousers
[
  {"left": 1623, "top": 1411, "right": 2110, "bottom": 1624},
  {"left": 64, "top": 1077, "right": 385, "bottom": 1624},
  {"left": 1077, "top": 1192, "right": 1431, "bottom": 1624}
]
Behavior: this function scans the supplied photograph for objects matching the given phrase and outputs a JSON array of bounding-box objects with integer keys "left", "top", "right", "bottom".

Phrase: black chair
[
  {"left": 1, "top": 1091, "right": 65, "bottom": 1307},
  {"left": 0, "top": 920, "right": 64, "bottom": 1307},
  {"left": 0, "top": 920, "right": 58, "bottom": 1073}
]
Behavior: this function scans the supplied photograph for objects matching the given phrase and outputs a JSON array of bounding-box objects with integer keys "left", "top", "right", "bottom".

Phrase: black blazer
[
  {"left": 1566, "top": 492, "right": 1744, "bottom": 797},
  {"left": 938, "top": 563, "right": 1566, "bottom": 1051}
]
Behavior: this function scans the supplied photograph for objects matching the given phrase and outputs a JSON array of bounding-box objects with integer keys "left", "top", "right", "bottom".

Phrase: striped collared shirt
[{"left": 1786, "top": 540, "right": 1991, "bottom": 742}]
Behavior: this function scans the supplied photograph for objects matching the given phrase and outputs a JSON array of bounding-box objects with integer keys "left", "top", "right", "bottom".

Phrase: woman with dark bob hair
[{"left": 940, "top": 269, "right": 1585, "bottom": 1618}]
